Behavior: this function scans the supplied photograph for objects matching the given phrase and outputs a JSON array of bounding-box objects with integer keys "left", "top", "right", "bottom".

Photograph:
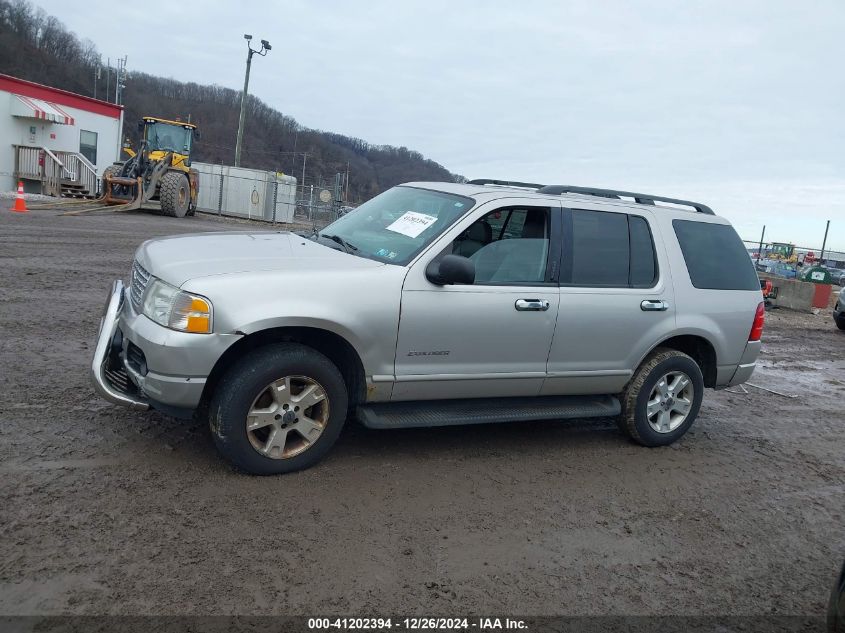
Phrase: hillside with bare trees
[{"left": 0, "top": 0, "right": 464, "bottom": 201}]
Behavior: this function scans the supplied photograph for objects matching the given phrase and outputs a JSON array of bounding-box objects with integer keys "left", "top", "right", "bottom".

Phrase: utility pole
[
  {"left": 345, "top": 162, "right": 349, "bottom": 202},
  {"left": 234, "top": 35, "right": 271, "bottom": 167},
  {"left": 114, "top": 55, "right": 127, "bottom": 105},
  {"left": 301, "top": 152, "right": 307, "bottom": 195},
  {"left": 757, "top": 225, "right": 766, "bottom": 262},
  {"left": 820, "top": 220, "right": 830, "bottom": 261}
]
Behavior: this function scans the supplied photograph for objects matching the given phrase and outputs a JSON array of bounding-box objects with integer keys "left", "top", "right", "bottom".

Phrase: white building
[{"left": 0, "top": 73, "right": 123, "bottom": 196}]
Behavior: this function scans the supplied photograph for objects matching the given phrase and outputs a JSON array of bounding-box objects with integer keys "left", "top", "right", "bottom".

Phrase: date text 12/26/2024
[{"left": 308, "top": 618, "right": 528, "bottom": 631}]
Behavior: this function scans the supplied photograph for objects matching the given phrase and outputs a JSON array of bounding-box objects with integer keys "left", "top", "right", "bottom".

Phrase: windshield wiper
[{"left": 320, "top": 233, "right": 359, "bottom": 254}]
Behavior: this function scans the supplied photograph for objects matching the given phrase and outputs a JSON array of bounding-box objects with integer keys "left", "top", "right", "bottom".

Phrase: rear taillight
[{"left": 749, "top": 301, "right": 765, "bottom": 341}]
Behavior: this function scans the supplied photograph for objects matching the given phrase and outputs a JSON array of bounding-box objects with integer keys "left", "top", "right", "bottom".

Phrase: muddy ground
[{"left": 1, "top": 203, "right": 843, "bottom": 617}]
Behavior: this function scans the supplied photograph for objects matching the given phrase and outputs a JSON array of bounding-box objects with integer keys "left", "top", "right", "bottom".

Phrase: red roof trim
[{"left": 0, "top": 74, "right": 123, "bottom": 119}]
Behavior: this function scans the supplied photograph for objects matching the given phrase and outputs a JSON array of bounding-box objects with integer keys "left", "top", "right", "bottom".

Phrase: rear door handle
[
  {"left": 515, "top": 298, "right": 550, "bottom": 311},
  {"left": 640, "top": 299, "right": 669, "bottom": 311}
]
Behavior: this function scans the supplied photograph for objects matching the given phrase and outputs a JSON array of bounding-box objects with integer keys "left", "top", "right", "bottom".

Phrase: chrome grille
[
  {"left": 130, "top": 260, "right": 151, "bottom": 311},
  {"left": 104, "top": 365, "right": 130, "bottom": 393}
]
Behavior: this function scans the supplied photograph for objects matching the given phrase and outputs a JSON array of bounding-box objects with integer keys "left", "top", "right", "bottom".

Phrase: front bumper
[
  {"left": 91, "top": 280, "right": 149, "bottom": 410},
  {"left": 92, "top": 280, "right": 241, "bottom": 412}
]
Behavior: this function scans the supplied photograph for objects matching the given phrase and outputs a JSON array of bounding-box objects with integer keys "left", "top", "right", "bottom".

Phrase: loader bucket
[{"left": 102, "top": 174, "right": 143, "bottom": 210}]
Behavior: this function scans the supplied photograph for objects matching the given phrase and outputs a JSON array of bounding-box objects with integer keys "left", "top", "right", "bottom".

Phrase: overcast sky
[{"left": 37, "top": 0, "right": 845, "bottom": 251}]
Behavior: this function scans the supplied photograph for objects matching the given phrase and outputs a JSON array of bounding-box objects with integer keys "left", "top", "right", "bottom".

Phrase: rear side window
[
  {"left": 568, "top": 210, "right": 658, "bottom": 287},
  {"left": 672, "top": 220, "right": 759, "bottom": 290},
  {"left": 629, "top": 216, "right": 657, "bottom": 287},
  {"left": 571, "top": 209, "right": 629, "bottom": 285}
]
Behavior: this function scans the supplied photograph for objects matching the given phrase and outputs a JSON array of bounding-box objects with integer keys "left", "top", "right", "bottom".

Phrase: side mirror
[
  {"left": 193, "top": 130, "right": 201, "bottom": 140},
  {"left": 426, "top": 254, "right": 475, "bottom": 286},
  {"left": 137, "top": 121, "right": 144, "bottom": 133}
]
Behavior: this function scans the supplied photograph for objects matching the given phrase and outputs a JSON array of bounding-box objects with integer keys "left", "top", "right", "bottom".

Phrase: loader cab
[{"left": 140, "top": 118, "right": 197, "bottom": 168}]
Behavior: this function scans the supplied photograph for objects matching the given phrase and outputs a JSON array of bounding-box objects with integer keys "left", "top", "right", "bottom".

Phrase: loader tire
[
  {"left": 160, "top": 172, "right": 190, "bottom": 218},
  {"left": 100, "top": 165, "right": 121, "bottom": 194}
]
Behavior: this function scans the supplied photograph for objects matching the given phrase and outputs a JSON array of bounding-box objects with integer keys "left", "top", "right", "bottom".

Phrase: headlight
[{"left": 141, "top": 278, "right": 213, "bottom": 334}]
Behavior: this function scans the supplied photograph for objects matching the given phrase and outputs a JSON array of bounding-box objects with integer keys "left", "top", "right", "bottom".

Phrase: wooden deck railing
[{"left": 12, "top": 145, "right": 98, "bottom": 197}]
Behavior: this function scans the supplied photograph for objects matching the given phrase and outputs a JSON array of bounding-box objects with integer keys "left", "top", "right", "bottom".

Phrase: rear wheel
[
  {"left": 619, "top": 348, "right": 704, "bottom": 446},
  {"left": 835, "top": 316, "right": 845, "bottom": 331},
  {"left": 159, "top": 171, "right": 190, "bottom": 218},
  {"left": 208, "top": 343, "right": 348, "bottom": 475}
]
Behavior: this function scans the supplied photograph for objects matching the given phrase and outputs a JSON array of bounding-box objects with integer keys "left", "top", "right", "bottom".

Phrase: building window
[{"left": 79, "top": 130, "right": 97, "bottom": 165}]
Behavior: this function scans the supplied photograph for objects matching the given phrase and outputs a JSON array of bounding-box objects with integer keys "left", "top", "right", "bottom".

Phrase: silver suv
[{"left": 92, "top": 180, "right": 765, "bottom": 474}]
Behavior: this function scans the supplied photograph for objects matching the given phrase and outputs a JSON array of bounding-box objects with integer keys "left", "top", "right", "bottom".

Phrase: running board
[{"left": 357, "top": 395, "right": 620, "bottom": 429}]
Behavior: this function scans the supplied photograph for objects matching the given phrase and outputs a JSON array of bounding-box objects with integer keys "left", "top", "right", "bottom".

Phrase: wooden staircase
[{"left": 60, "top": 179, "right": 96, "bottom": 199}]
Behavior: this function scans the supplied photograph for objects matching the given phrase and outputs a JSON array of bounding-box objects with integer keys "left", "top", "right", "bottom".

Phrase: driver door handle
[
  {"left": 515, "top": 298, "right": 550, "bottom": 311},
  {"left": 640, "top": 299, "right": 669, "bottom": 311}
]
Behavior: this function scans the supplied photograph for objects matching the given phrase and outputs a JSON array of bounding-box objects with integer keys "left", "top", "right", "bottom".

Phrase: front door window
[{"left": 451, "top": 207, "right": 551, "bottom": 284}]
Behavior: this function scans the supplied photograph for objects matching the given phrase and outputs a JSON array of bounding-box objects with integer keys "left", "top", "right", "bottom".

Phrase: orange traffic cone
[{"left": 12, "top": 181, "right": 27, "bottom": 213}]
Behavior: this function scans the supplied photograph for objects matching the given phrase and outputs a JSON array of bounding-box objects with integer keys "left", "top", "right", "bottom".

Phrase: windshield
[
  {"left": 320, "top": 186, "right": 474, "bottom": 265},
  {"left": 146, "top": 122, "right": 193, "bottom": 154}
]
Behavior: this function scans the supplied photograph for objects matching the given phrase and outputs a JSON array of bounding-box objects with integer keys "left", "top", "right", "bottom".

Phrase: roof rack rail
[
  {"left": 468, "top": 179, "right": 545, "bottom": 189},
  {"left": 536, "top": 185, "right": 714, "bottom": 215}
]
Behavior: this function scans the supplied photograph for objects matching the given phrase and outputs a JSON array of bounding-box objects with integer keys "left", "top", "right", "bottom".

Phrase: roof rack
[
  {"left": 536, "top": 185, "right": 714, "bottom": 215},
  {"left": 468, "top": 179, "right": 545, "bottom": 190}
]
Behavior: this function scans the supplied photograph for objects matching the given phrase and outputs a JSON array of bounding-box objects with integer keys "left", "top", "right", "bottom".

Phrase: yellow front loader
[{"left": 102, "top": 117, "right": 200, "bottom": 217}]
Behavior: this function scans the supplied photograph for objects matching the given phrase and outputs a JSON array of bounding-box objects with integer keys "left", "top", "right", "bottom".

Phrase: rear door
[
  {"left": 543, "top": 206, "right": 677, "bottom": 395},
  {"left": 394, "top": 200, "right": 562, "bottom": 401}
]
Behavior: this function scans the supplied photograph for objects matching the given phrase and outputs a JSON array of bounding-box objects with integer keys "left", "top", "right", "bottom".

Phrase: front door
[{"left": 393, "top": 202, "right": 562, "bottom": 401}]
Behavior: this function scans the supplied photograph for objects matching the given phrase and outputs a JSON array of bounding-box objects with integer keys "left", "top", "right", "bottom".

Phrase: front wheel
[
  {"left": 209, "top": 343, "right": 348, "bottom": 474},
  {"left": 159, "top": 171, "right": 190, "bottom": 218},
  {"left": 619, "top": 348, "right": 704, "bottom": 446}
]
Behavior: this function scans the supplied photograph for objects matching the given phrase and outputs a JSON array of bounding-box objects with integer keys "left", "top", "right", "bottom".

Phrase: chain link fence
[
  {"left": 292, "top": 171, "right": 357, "bottom": 230},
  {"left": 741, "top": 238, "right": 845, "bottom": 267},
  {"left": 741, "top": 237, "right": 845, "bottom": 284}
]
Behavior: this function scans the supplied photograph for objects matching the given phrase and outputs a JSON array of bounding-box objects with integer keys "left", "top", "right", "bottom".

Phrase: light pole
[{"left": 234, "top": 34, "right": 271, "bottom": 168}]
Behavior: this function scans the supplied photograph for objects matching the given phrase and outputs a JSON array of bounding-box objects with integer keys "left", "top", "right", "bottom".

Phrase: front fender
[{"left": 181, "top": 266, "right": 407, "bottom": 379}]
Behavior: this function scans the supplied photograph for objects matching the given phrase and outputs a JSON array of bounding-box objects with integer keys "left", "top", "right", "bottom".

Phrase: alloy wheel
[
  {"left": 646, "top": 371, "right": 694, "bottom": 433},
  {"left": 245, "top": 375, "right": 330, "bottom": 459}
]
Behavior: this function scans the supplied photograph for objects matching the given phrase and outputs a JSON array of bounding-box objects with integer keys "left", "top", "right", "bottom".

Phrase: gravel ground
[
  {"left": 1, "top": 203, "right": 843, "bottom": 617},
  {"left": 0, "top": 191, "right": 54, "bottom": 201}
]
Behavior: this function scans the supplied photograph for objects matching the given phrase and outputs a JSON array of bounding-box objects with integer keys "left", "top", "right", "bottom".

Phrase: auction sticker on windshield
[{"left": 386, "top": 211, "right": 438, "bottom": 238}]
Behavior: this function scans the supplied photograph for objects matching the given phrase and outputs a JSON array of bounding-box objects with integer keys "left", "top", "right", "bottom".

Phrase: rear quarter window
[{"left": 672, "top": 219, "right": 759, "bottom": 290}]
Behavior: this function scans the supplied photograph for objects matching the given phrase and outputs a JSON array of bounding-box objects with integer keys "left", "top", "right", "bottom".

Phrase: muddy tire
[
  {"left": 100, "top": 165, "right": 122, "bottom": 194},
  {"left": 209, "top": 343, "right": 348, "bottom": 475},
  {"left": 159, "top": 171, "right": 190, "bottom": 218},
  {"left": 618, "top": 347, "right": 704, "bottom": 447}
]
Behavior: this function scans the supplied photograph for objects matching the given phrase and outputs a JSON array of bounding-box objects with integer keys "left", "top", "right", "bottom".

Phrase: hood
[{"left": 135, "top": 231, "right": 384, "bottom": 286}]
